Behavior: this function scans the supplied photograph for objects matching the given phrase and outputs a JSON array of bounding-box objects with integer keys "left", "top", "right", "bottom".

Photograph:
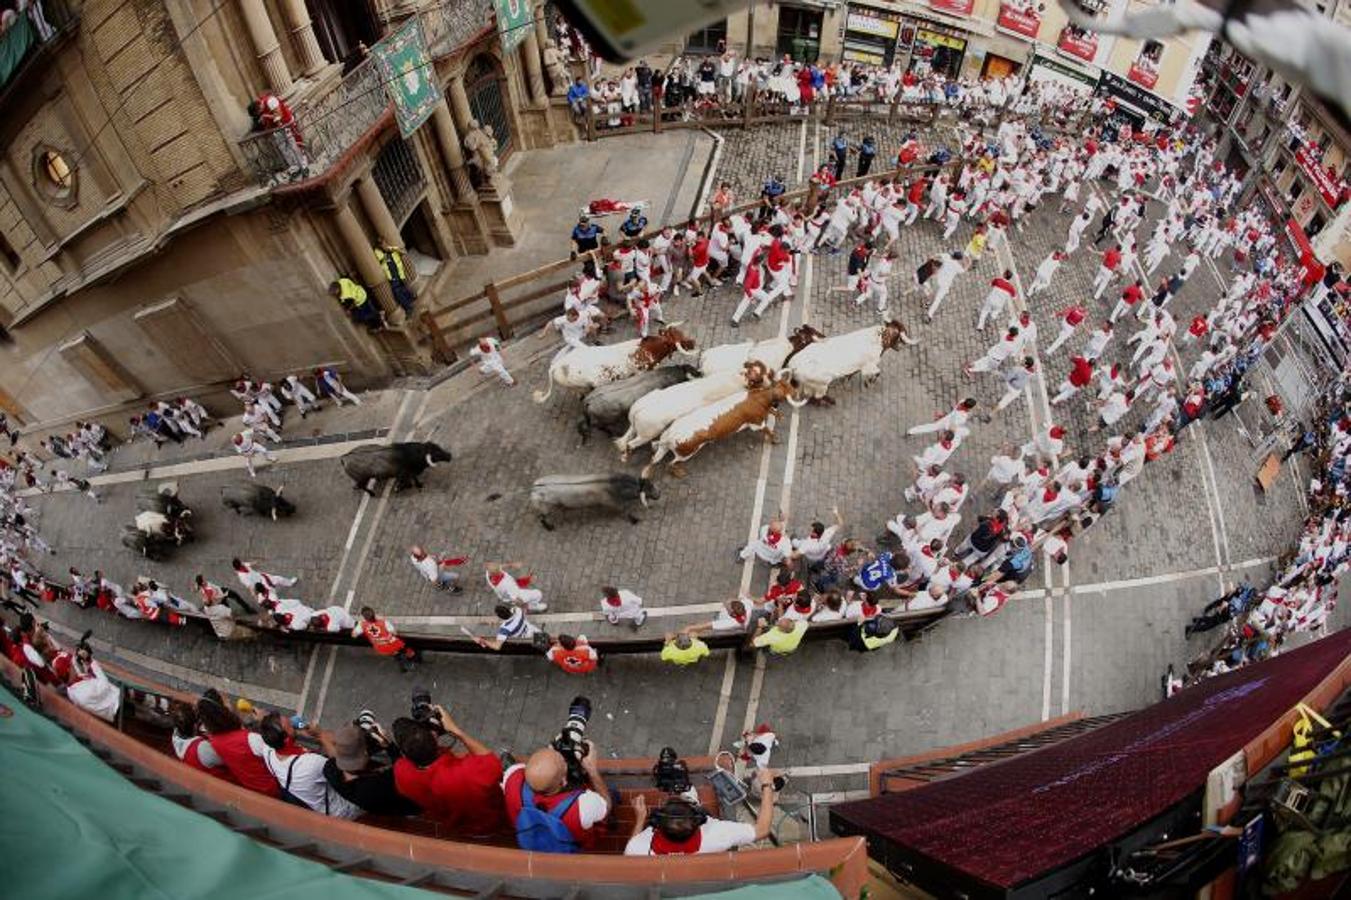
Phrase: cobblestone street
[{"left": 18, "top": 116, "right": 1344, "bottom": 789}]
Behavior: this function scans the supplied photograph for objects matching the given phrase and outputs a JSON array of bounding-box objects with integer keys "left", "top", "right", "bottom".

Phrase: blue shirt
[
  {"left": 571, "top": 223, "right": 601, "bottom": 249},
  {"left": 856, "top": 553, "right": 895, "bottom": 591},
  {"left": 762, "top": 179, "right": 785, "bottom": 199},
  {"left": 619, "top": 216, "right": 648, "bottom": 237},
  {"left": 566, "top": 83, "right": 589, "bottom": 104}
]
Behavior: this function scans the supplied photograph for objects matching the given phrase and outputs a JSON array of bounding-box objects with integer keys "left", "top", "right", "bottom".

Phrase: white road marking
[
  {"left": 307, "top": 391, "right": 418, "bottom": 724},
  {"left": 784, "top": 762, "right": 873, "bottom": 777},
  {"left": 1069, "top": 555, "right": 1275, "bottom": 595},
  {"left": 21, "top": 436, "right": 388, "bottom": 496},
  {"left": 995, "top": 236, "right": 1061, "bottom": 721},
  {"left": 707, "top": 652, "right": 739, "bottom": 756}
]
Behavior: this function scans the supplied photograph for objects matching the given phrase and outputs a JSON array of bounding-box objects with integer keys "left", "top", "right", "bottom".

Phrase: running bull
[
  {"left": 340, "top": 442, "right": 452, "bottom": 495},
  {"left": 528, "top": 473, "right": 660, "bottom": 531},
  {"left": 221, "top": 482, "right": 296, "bottom": 520}
]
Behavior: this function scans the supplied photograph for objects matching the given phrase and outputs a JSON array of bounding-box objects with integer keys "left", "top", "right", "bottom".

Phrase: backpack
[{"left": 514, "top": 782, "right": 581, "bottom": 853}]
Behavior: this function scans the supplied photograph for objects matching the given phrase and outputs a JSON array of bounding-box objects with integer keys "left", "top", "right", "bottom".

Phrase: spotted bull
[{"left": 532, "top": 325, "right": 696, "bottom": 403}]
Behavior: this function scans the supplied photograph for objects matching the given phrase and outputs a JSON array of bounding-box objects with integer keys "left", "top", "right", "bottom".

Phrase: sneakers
[
  {"left": 635, "top": 610, "right": 648, "bottom": 629},
  {"left": 606, "top": 612, "right": 620, "bottom": 626}
]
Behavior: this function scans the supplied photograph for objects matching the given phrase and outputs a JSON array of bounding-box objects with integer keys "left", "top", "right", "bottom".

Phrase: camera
[
  {"left": 653, "top": 746, "right": 692, "bottom": 795},
  {"left": 551, "top": 695, "right": 592, "bottom": 787},
  {"left": 410, "top": 687, "right": 443, "bottom": 731}
]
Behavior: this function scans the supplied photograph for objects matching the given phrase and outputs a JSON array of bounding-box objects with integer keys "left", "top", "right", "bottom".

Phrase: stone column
[
  {"left": 447, "top": 72, "right": 474, "bottom": 133},
  {"left": 331, "top": 197, "right": 404, "bottom": 325},
  {"left": 431, "top": 100, "right": 491, "bottom": 255},
  {"left": 355, "top": 175, "right": 403, "bottom": 248},
  {"left": 432, "top": 100, "right": 477, "bottom": 204},
  {"left": 239, "top": 0, "right": 294, "bottom": 95},
  {"left": 533, "top": 3, "right": 550, "bottom": 54},
  {"left": 521, "top": 29, "right": 549, "bottom": 107},
  {"left": 278, "top": 0, "right": 327, "bottom": 76}
]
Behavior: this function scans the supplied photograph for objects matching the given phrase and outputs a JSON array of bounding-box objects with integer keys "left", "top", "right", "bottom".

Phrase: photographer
[
  {"left": 625, "top": 768, "right": 778, "bottom": 855},
  {"left": 319, "top": 716, "right": 421, "bottom": 817},
  {"left": 253, "top": 712, "right": 362, "bottom": 819},
  {"left": 391, "top": 704, "right": 508, "bottom": 839},
  {"left": 502, "top": 740, "right": 613, "bottom": 852}
]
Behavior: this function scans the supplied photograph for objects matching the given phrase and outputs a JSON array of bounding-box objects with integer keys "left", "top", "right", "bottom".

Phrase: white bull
[
  {"left": 787, "top": 321, "right": 913, "bottom": 402},
  {"left": 532, "top": 325, "right": 696, "bottom": 403},
  {"left": 698, "top": 324, "right": 825, "bottom": 376},
  {"left": 614, "top": 365, "right": 762, "bottom": 459}
]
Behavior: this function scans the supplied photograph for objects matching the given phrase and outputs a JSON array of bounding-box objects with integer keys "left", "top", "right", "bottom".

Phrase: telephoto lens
[{"left": 410, "top": 687, "right": 437, "bottom": 726}]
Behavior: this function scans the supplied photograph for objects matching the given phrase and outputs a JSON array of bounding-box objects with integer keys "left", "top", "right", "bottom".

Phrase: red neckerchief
[
  {"left": 650, "top": 829, "right": 703, "bottom": 855},
  {"left": 487, "top": 572, "right": 506, "bottom": 586}
]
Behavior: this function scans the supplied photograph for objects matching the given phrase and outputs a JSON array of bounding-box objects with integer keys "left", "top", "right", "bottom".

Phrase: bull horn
[
  {"left": 640, "top": 490, "right": 649, "bottom": 509},
  {"left": 275, "top": 485, "right": 285, "bottom": 496},
  {"left": 271, "top": 508, "right": 279, "bottom": 522},
  {"left": 664, "top": 320, "right": 684, "bottom": 329},
  {"left": 787, "top": 394, "right": 809, "bottom": 408}
]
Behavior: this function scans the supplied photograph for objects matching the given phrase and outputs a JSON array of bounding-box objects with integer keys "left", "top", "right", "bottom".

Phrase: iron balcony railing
[
  {"left": 419, "top": 0, "right": 494, "bottom": 58},
  {"left": 238, "top": 56, "right": 390, "bottom": 187}
]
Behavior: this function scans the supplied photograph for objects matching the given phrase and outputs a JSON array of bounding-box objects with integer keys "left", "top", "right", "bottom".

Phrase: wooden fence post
[
  {"left": 743, "top": 84, "right": 755, "bottom": 129},
  {"left": 825, "top": 91, "right": 835, "bottom": 125},
  {"left": 485, "top": 282, "right": 513, "bottom": 339},
  {"left": 586, "top": 90, "right": 596, "bottom": 142},
  {"left": 888, "top": 96, "right": 898, "bottom": 124}
]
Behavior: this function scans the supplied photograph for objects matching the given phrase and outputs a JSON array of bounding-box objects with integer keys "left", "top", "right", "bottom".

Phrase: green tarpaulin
[
  {"left": 0, "top": 688, "right": 433, "bottom": 900},
  {"left": 0, "top": 687, "right": 841, "bottom": 898},
  {"left": 0, "top": 15, "right": 37, "bottom": 88}
]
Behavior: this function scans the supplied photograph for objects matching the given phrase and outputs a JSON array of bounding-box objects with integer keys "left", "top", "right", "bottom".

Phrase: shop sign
[
  {"left": 1030, "top": 53, "right": 1097, "bottom": 88},
  {"left": 916, "top": 27, "right": 967, "bottom": 51},
  {"left": 1295, "top": 143, "right": 1346, "bottom": 208},
  {"left": 996, "top": 2, "right": 1042, "bottom": 39},
  {"left": 1128, "top": 61, "right": 1159, "bottom": 90},
  {"left": 1097, "top": 70, "right": 1177, "bottom": 123},
  {"left": 843, "top": 45, "right": 887, "bottom": 65},
  {"left": 846, "top": 11, "right": 899, "bottom": 39},
  {"left": 1057, "top": 26, "right": 1098, "bottom": 63},
  {"left": 929, "top": 0, "right": 975, "bottom": 16}
]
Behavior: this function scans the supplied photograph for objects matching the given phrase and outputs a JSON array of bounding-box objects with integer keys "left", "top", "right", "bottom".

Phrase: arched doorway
[{"left": 463, "top": 54, "right": 513, "bottom": 159}]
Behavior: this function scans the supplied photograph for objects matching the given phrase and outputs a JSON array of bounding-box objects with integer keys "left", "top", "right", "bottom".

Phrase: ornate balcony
[
  {"left": 0, "top": 0, "right": 78, "bottom": 109},
  {"left": 419, "top": 0, "right": 495, "bottom": 59},
  {"left": 238, "top": 56, "right": 391, "bottom": 188}
]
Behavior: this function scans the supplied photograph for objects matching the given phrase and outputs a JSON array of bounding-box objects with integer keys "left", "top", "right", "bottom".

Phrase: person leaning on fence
[
  {"left": 374, "top": 243, "right": 415, "bottom": 313},
  {"left": 329, "top": 276, "right": 385, "bottom": 331}
]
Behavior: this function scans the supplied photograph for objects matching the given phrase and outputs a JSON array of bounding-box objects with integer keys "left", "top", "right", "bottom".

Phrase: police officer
[
  {"left": 570, "top": 215, "right": 604, "bottom": 277},
  {"left": 830, "top": 132, "right": 848, "bottom": 181},
  {"left": 374, "top": 242, "right": 415, "bottom": 312},
  {"left": 856, "top": 135, "right": 877, "bottom": 178},
  {"left": 844, "top": 614, "right": 899, "bottom": 652},
  {"left": 329, "top": 277, "right": 383, "bottom": 331},
  {"left": 619, "top": 207, "right": 648, "bottom": 240}
]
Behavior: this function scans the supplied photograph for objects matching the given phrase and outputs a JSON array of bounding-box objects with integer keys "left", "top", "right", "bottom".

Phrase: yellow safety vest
[
  {"left": 861, "top": 627, "right": 899, "bottom": 651},
  {"left": 375, "top": 247, "right": 407, "bottom": 281},
  {"left": 336, "top": 277, "right": 368, "bottom": 306}
]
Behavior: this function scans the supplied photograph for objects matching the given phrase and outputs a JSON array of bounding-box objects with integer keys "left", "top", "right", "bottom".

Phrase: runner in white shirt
[{"left": 600, "top": 586, "right": 647, "bottom": 627}]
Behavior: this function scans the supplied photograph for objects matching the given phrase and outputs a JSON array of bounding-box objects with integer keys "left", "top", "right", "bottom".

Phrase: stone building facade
[
  {"left": 680, "top": 0, "right": 1208, "bottom": 121},
  {"left": 0, "top": 0, "right": 575, "bottom": 431}
]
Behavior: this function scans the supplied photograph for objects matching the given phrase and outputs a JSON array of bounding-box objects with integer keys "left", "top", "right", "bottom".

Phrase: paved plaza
[{"left": 19, "top": 116, "right": 1344, "bottom": 796}]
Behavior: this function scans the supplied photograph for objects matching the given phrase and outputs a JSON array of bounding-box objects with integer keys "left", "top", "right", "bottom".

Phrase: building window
[
  {"left": 32, "top": 146, "right": 76, "bottom": 203},
  {"left": 1308, "top": 212, "right": 1326, "bottom": 237},
  {"left": 0, "top": 233, "right": 19, "bottom": 273},
  {"left": 776, "top": 7, "right": 822, "bottom": 63},
  {"left": 686, "top": 18, "right": 727, "bottom": 54}
]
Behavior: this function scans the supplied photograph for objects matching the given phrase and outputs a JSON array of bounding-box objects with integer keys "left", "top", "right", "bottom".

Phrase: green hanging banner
[
  {"left": 496, "top": 0, "right": 532, "bottom": 52},
  {"left": 373, "top": 18, "right": 438, "bottom": 138}
]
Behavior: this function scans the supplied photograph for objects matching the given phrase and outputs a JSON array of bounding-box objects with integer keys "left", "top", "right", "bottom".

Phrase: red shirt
[
  {"left": 1189, "top": 316, "right": 1208, "bottom": 337},
  {"left": 1103, "top": 248, "right": 1122, "bottom": 270},
  {"left": 907, "top": 179, "right": 927, "bottom": 204},
  {"left": 1122, "top": 283, "right": 1143, "bottom": 305},
  {"left": 1068, "top": 356, "right": 1094, "bottom": 387},
  {"left": 394, "top": 751, "right": 508, "bottom": 838},
  {"left": 502, "top": 766, "right": 602, "bottom": 850},
  {"left": 1064, "top": 306, "right": 1086, "bottom": 326},
  {"left": 690, "top": 238, "right": 710, "bottom": 268}
]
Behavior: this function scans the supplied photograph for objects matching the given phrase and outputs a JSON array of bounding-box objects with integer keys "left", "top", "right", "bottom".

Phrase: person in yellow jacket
[
  {"left": 329, "top": 277, "right": 384, "bottom": 331},
  {"left": 374, "top": 243, "right": 415, "bottom": 312}
]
